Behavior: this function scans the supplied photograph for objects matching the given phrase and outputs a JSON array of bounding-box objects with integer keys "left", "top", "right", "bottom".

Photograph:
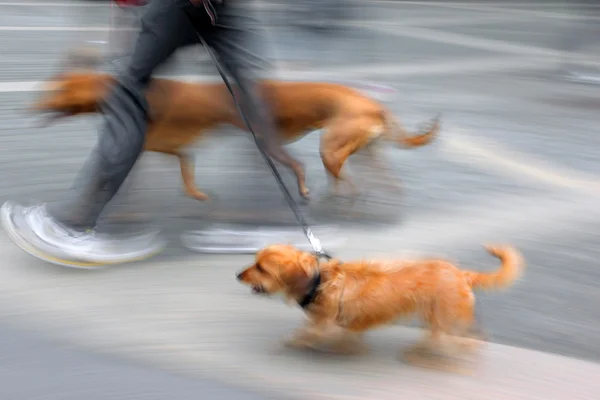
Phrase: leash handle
[
  {"left": 306, "top": 228, "right": 331, "bottom": 260},
  {"left": 194, "top": 31, "right": 332, "bottom": 259}
]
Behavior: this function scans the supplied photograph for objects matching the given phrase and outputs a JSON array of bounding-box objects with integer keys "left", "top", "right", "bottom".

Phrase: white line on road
[
  {"left": 352, "top": 21, "right": 600, "bottom": 70},
  {"left": 349, "top": 21, "right": 564, "bottom": 58},
  {"left": 0, "top": 14, "right": 522, "bottom": 31},
  {"left": 439, "top": 128, "right": 600, "bottom": 195},
  {"left": 0, "top": 26, "right": 132, "bottom": 31},
  {"left": 0, "top": 0, "right": 565, "bottom": 6},
  {"left": 331, "top": 14, "right": 537, "bottom": 29},
  {"left": 1, "top": 201, "right": 600, "bottom": 400},
  {"left": 0, "top": 14, "right": 532, "bottom": 31},
  {"left": 0, "top": 0, "right": 275, "bottom": 5},
  {"left": 0, "top": 56, "right": 558, "bottom": 93},
  {"left": 377, "top": 1, "right": 571, "bottom": 6},
  {"left": 0, "top": 2, "right": 106, "bottom": 5},
  {"left": 343, "top": 192, "right": 600, "bottom": 257},
  {"left": 390, "top": 13, "right": 537, "bottom": 28},
  {"left": 0, "top": 81, "right": 42, "bottom": 93},
  {"left": 405, "top": 1, "right": 600, "bottom": 21}
]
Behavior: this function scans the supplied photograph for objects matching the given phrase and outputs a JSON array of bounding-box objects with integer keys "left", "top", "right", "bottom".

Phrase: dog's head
[
  {"left": 237, "top": 244, "right": 318, "bottom": 302},
  {"left": 31, "top": 47, "right": 113, "bottom": 126}
]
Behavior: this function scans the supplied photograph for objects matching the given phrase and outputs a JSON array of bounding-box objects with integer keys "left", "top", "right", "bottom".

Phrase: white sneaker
[{"left": 1, "top": 201, "right": 166, "bottom": 268}]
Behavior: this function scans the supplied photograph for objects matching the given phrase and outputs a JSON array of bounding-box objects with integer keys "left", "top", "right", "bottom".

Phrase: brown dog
[
  {"left": 236, "top": 244, "right": 523, "bottom": 365},
  {"left": 32, "top": 70, "right": 439, "bottom": 200}
]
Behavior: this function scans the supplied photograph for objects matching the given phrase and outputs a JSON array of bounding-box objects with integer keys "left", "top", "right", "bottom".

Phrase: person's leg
[
  {"left": 201, "top": 0, "right": 310, "bottom": 198},
  {"left": 1, "top": 0, "right": 200, "bottom": 264}
]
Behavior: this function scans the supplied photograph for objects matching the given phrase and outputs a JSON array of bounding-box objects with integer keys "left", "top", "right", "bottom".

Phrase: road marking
[
  {"left": 0, "top": 0, "right": 281, "bottom": 6},
  {"left": 0, "top": 81, "right": 44, "bottom": 93},
  {"left": 342, "top": 193, "right": 600, "bottom": 258},
  {"left": 0, "top": 0, "right": 590, "bottom": 22},
  {"left": 390, "top": 13, "right": 536, "bottom": 27},
  {"left": 0, "top": 26, "right": 131, "bottom": 31},
  {"left": 336, "top": 14, "right": 537, "bottom": 29},
  {"left": 405, "top": 1, "right": 600, "bottom": 21},
  {"left": 349, "top": 21, "right": 562, "bottom": 58},
  {"left": 0, "top": 56, "right": 558, "bottom": 94},
  {"left": 439, "top": 128, "right": 600, "bottom": 195},
  {"left": 1, "top": 251, "right": 599, "bottom": 400},
  {"left": 351, "top": 22, "right": 600, "bottom": 69},
  {"left": 0, "top": 14, "right": 531, "bottom": 31},
  {"left": 0, "top": 2, "right": 107, "bottom": 5},
  {"left": 1, "top": 193, "right": 600, "bottom": 400},
  {"left": 389, "top": 1, "right": 600, "bottom": 17},
  {"left": 376, "top": 1, "right": 569, "bottom": 6}
]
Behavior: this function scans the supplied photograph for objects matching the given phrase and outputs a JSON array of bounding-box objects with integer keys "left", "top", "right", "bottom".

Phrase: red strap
[{"left": 114, "top": 0, "right": 147, "bottom": 7}]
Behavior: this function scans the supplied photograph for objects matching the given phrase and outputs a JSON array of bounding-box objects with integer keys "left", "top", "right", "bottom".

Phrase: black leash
[{"left": 194, "top": 31, "right": 332, "bottom": 260}]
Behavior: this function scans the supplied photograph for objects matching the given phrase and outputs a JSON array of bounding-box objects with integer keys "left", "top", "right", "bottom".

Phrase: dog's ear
[
  {"left": 281, "top": 252, "right": 317, "bottom": 299},
  {"left": 298, "top": 252, "right": 317, "bottom": 274},
  {"left": 281, "top": 266, "right": 313, "bottom": 300}
]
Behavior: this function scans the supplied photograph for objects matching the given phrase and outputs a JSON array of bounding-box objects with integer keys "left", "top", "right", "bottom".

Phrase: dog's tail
[
  {"left": 464, "top": 245, "right": 524, "bottom": 291},
  {"left": 385, "top": 111, "right": 440, "bottom": 148}
]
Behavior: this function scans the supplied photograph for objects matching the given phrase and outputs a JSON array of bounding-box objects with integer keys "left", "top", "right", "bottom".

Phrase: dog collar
[{"left": 298, "top": 272, "right": 322, "bottom": 309}]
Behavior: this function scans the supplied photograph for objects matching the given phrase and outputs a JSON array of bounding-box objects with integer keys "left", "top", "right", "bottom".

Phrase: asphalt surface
[
  {"left": 1, "top": 0, "right": 600, "bottom": 398},
  {"left": 0, "top": 323, "right": 270, "bottom": 400}
]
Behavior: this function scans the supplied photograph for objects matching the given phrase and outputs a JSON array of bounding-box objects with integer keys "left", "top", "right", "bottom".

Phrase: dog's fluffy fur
[
  {"left": 32, "top": 68, "right": 439, "bottom": 200},
  {"left": 237, "top": 244, "right": 524, "bottom": 363}
]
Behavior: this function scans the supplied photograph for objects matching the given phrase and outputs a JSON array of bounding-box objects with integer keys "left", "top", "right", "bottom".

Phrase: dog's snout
[{"left": 236, "top": 271, "right": 244, "bottom": 281}]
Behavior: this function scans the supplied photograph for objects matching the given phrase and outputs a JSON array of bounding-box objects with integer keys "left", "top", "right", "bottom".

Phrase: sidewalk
[{"left": 0, "top": 233, "right": 598, "bottom": 400}]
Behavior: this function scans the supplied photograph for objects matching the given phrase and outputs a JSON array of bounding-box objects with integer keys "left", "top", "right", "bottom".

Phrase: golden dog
[
  {"left": 236, "top": 244, "right": 523, "bottom": 366},
  {"left": 32, "top": 70, "right": 439, "bottom": 200}
]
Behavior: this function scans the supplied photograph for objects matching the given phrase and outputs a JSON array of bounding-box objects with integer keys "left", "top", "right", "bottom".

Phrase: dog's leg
[
  {"left": 320, "top": 122, "right": 373, "bottom": 197},
  {"left": 326, "top": 328, "right": 368, "bottom": 355},
  {"left": 446, "top": 292, "right": 484, "bottom": 354},
  {"left": 285, "top": 321, "right": 367, "bottom": 355},
  {"left": 284, "top": 320, "right": 329, "bottom": 350},
  {"left": 403, "top": 323, "right": 458, "bottom": 371},
  {"left": 435, "top": 303, "right": 482, "bottom": 375},
  {"left": 264, "top": 145, "right": 310, "bottom": 199},
  {"left": 176, "top": 152, "right": 209, "bottom": 201},
  {"left": 407, "top": 326, "right": 444, "bottom": 355},
  {"left": 320, "top": 146, "right": 361, "bottom": 198},
  {"left": 404, "top": 297, "right": 477, "bottom": 374},
  {"left": 403, "top": 302, "right": 450, "bottom": 359}
]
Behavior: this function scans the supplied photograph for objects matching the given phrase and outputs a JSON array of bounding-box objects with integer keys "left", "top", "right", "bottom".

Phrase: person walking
[{"left": 1, "top": 0, "right": 300, "bottom": 267}]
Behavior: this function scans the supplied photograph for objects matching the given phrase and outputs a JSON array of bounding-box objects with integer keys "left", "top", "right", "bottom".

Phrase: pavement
[
  {"left": 1, "top": 1, "right": 600, "bottom": 399},
  {"left": 0, "top": 322, "right": 270, "bottom": 400}
]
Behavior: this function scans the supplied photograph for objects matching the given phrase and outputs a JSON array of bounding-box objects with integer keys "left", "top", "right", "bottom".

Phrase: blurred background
[{"left": 0, "top": 0, "right": 600, "bottom": 399}]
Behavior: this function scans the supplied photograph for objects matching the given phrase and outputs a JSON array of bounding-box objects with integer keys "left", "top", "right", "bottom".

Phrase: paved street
[
  {"left": 0, "top": 323, "right": 270, "bottom": 400},
  {"left": 1, "top": 1, "right": 600, "bottom": 398}
]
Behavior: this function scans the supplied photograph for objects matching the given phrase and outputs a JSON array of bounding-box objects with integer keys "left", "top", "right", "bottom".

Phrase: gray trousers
[{"left": 53, "top": 0, "right": 292, "bottom": 230}]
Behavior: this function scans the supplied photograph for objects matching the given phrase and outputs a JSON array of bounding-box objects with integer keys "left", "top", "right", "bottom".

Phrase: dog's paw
[
  {"left": 453, "top": 336, "right": 485, "bottom": 353},
  {"left": 191, "top": 192, "right": 210, "bottom": 201},
  {"left": 283, "top": 332, "right": 314, "bottom": 350},
  {"left": 184, "top": 187, "right": 210, "bottom": 202},
  {"left": 327, "top": 339, "right": 369, "bottom": 356},
  {"left": 300, "top": 187, "right": 311, "bottom": 200},
  {"left": 402, "top": 344, "right": 476, "bottom": 375}
]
